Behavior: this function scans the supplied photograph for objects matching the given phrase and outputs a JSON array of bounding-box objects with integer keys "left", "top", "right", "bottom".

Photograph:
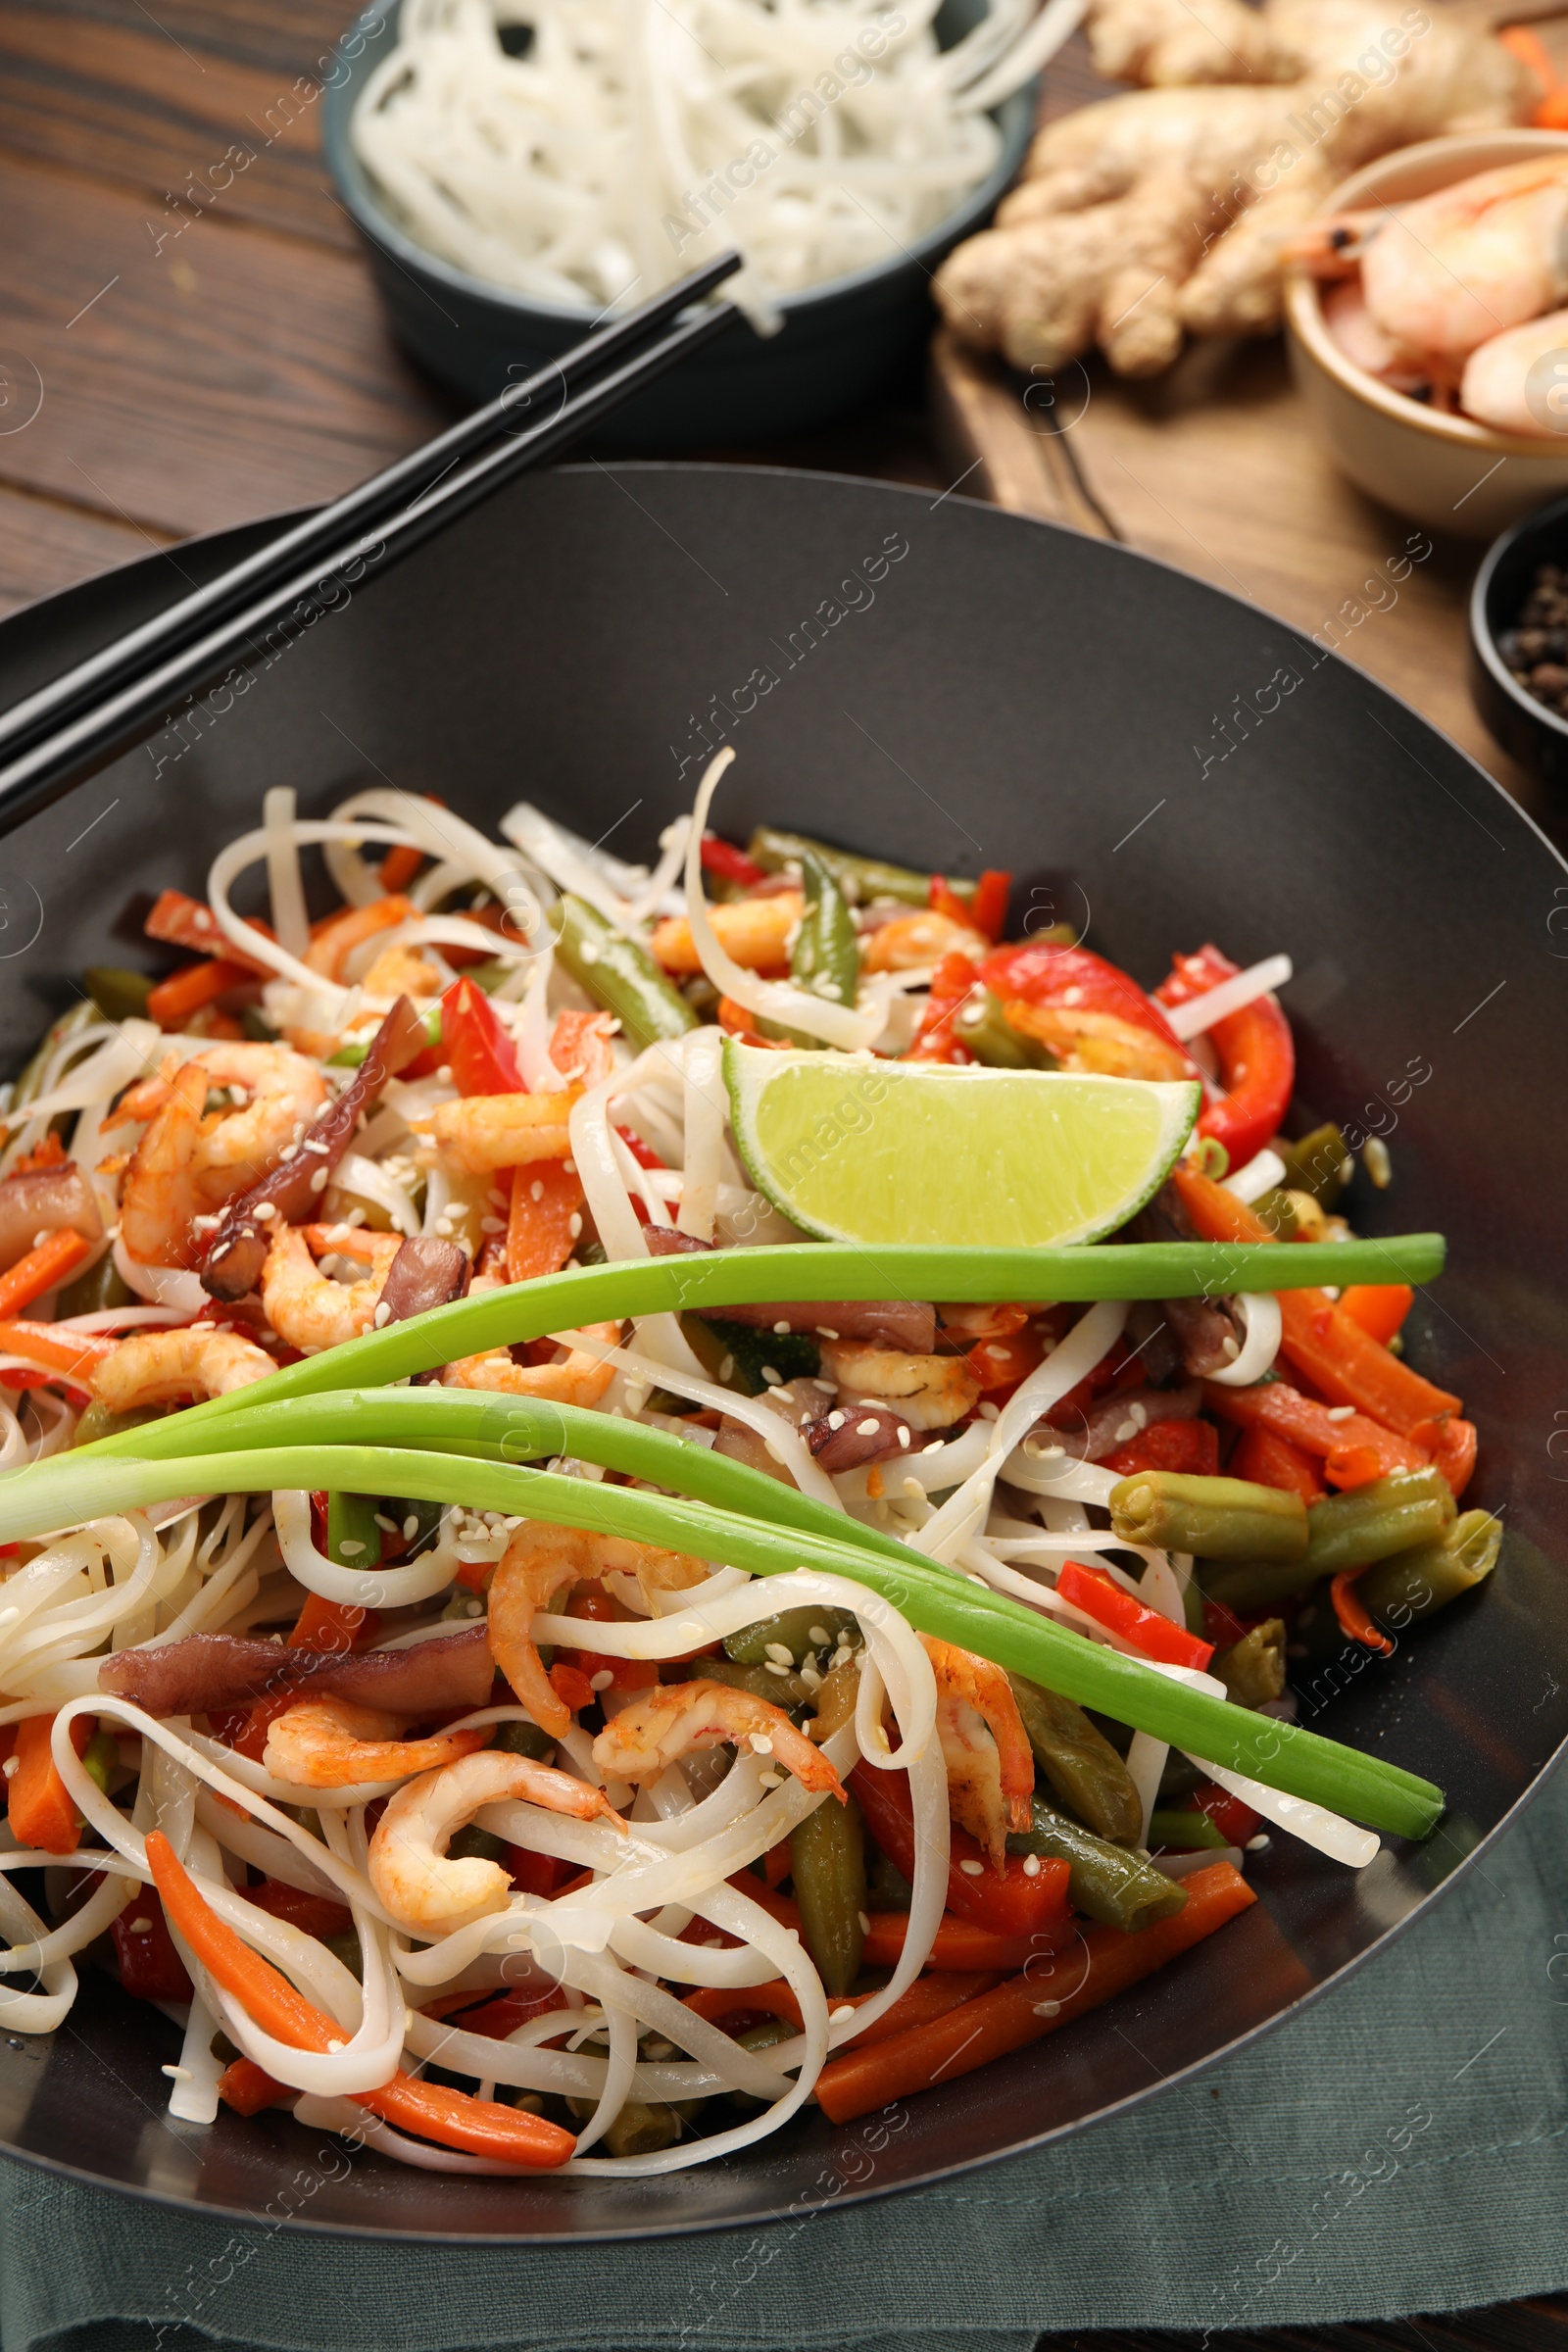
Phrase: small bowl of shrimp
[{"left": 1283, "top": 129, "right": 1568, "bottom": 537}]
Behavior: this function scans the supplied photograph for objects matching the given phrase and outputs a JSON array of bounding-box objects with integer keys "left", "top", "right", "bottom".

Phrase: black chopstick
[{"left": 0, "top": 252, "right": 744, "bottom": 831}]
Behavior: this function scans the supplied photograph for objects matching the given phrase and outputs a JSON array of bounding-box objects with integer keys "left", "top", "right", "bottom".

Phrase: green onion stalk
[{"left": 7, "top": 1403, "right": 1445, "bottom": 1838}]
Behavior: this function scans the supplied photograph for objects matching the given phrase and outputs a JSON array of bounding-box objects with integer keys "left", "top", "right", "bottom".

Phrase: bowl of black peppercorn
[{"left": 1470, "top": 494, "right": 1568, "bottom": 787}]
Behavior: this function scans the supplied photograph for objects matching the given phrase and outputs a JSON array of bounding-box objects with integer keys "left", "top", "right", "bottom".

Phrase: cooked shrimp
[
  {"left": 358, "top": 942, "right": 444, "bottom": 1001},
  {"left": 368, "top": 1748, "right": 624, "bottom": 1935},
  {"left": 261, "top": 1222, "right": 404, "bottom": 1351},
  {"left": 442, "top": 1322, "right": 620, "bottom": 1409},
  {"left": 592, "top": 1680, "right": 846, "bottom": 1798},
  {"left": 119, "top": 1043, "right": 329, "bottom": 1267},
  {"left": 90, "top": 1323, "right": 275, "bottom": 1412},
  {"left": 263, "top": 1696, "right": 487, "bottom": 1790},
  {"left": 1000, "top": 997, "right": 1193, "bottom": 1081},
  {"left": 817, "top": 1338, "right": 981, "bottom": 1432},
  {"left": 489, "top": 1523, "right": 709, "bottom": 1738},
  {"left": 1461, "top": 306, "right": 1568, "bottom": 432},
  {"left": 652, "top": 893, "right": 801, "bottom": 975},
  {"left": 1295, "top": 158, "right": 1568, "bottom": 374},
  {"left": 431, "top": 1089, "right": 581, "bottom": 1176},
  {"left": 920, "top": 1635, "right": 1035, "bottom": 1870},
  {"left": 860, "top": 909, "right": 987, "bottom": 972},
  {"left": 305, "top": 895, "right": 416, "bottom": 985}
]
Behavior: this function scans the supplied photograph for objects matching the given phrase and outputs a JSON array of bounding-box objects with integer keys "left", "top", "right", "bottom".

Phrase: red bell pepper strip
[
  {"left": 700, "top": 833, "right": 766, "bottom": 891},
  {"left": 969, "top": 869, "right": 1011, "bottom": 942},
  {"left": 440, "top": 976, "right": 523, "bottom": 1096},
  {"left": 1227, "top": 1421, "right": 1325, "bottom": 1501},
  {"left": 1156, "top": 945, "right": 1295, "bottom": 1173},
  {"left": 286, "top": 1591, "right": 378, "bottom": 1654},
  {"left": 928, "top": 875, "right": 975, "bottom": 929},
  {"left": 242, "top": 1880, "right": 354, "bottom": 1941},
  {"left": 906, "top": 951, "right": 982, "bottom": 1063},
  {"left": 614, "top": 1125, "right": 664, "bottom": 1170},
  {"left": 849, "top": 1761, "right": 1070, "bottom": 1937},
  {"left": 1187, "top": 1782, "right": 1260, "bottom": 1846},
  {"left": 1055, "top": 1560, "right": 1214, "bottom": 1671},
  {"left": 1202, "top": 1375, "right": 1426, "bottom": 1487},
  {"left": 965, "top": 1325, "right": 1045, "bottom": 1396},
  {"left": 507, "top": 1159, "right": 585, "bottom": 1284},
  {"left": 112, "top": 1892, "right": 194, "bottom": 2003},
  {"left": 980, "top": 940, "right": 1196, "bottom": 1081},
  {"left": 1170, "top": 1168, "right": 1460, "bottom": 1440},
  {"left": 145, "top": 889, "right": 274, "bottom": 974},
  {"left": 1416, "top": 1414, "right": 1477, "bottom": 1499},
  {"left": 1101, "top": 1417, "right": 1219, "bottom": 1479}
]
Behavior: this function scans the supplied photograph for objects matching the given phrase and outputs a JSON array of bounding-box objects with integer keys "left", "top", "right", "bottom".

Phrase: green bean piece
[
  {"left": 699, "top": 1655, "right": 812, "bottom": 1709},
  {"left": 1213, "top": 1619, "right": 1286, "bottom": 1708},
  {"left": 329, "top": 1004, "right": 441, "bottom": 1068},
  {"left": 746, "top": 825, "right": 961, "bottom": 909},
  {"left": 1196, "top": 1555, "right": 1326, "bottom": 1612},
  {"left": 322, "top": 1930, "right": 364, "bottom": 1980},
  {"left": 949, "top": 986, "right": 1057, "bottom": 1070},
  {"left": 82, "top": 1728, "right": 121, "bottom": 1795},
  {"left": 790, "top": 851, "right": 860, "bottom": 1013},
  {"left": 726, "top": 2019, "right": 797, "bottom": 2112},
  {"left": 695, "top": 1316, "right": 819, "bottom": 1396},
  {"left": 1248, "top": 1188, "right": 1299, "bottom": 1242},
  {"left": 867, "top": 1848, "right": 913, "bottom": 1911},
  {"left": 1110, "top": 1471, "right": 1309, "bottom": 1562},
  {"left": 1298, "top": 1469, "right": 1456, "bottom": 1581},
  {"left": 1147, "top": 1806, "right": 1231, "bottom": 1852},
  {"left": 1007, "top": 1674, "right": 1142, "bottom": 1844},
  {"left": 791, "top": 1788, "right": 866, "bottom": 1996},
  {"left": 1358, "top": 1510, "right": 1501, "bottom": 1627},
  {"left": 1276, "top": 1123, "right": 1353, "bottom": 1209},
  {"left": 551, "top": 895, "right": 696, "bottom": 1052},
  {"left": 325, "top": 1491, "right": 382, "bottom": 1570},
  {"left": 9, "top": 999, "right": 100, "bottom": 1113},
  {"left": 72, "top": 1399, "right": 166, "bottom": 1447},
  {"left": 83, "top": 968, "right": 153, "bottom": 1022},
  {"left": 489, "top": 1720, "right": 556, "bottom": 1762},
  {"left": 447, "top": 1825, "right": 510, "bottom": 1866},
  {"left": 1005, "top": 1794, "right": 1187, "bottom": 1933},
  {"left": 724, "top": 1604, "right": 859, "bottom": 1667},
  {"left": 57, "top": 1251, "right": 135, "bottom": 1320}
]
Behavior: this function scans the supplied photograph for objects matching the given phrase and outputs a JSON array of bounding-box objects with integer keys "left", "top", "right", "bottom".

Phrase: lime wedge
[{"left": 724, "top": 1043, "right": 1200, "bottom": 1250}]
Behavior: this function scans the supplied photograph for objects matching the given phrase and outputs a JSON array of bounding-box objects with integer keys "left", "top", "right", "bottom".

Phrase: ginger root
[{"left": 935, "top": 0, "right": 1539, "bottom": 375}]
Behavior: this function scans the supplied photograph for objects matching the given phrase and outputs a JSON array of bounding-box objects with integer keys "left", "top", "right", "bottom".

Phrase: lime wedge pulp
[{"left": 724, "top": 1043, "right": 1200, "bottom": 1250}]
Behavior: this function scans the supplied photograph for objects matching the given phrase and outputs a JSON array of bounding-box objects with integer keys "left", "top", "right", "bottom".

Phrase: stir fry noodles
[{"left": 0, "top": 763, "right": 1483, "bottom": 2174}]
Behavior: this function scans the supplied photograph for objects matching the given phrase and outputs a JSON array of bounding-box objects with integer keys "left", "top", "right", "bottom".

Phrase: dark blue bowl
[
  {"left": 320, "top": 0, "right": 1034, "bottom": 445},
  {"left": 1470, "top": 490, "right": 1568, "bottom": 790}
]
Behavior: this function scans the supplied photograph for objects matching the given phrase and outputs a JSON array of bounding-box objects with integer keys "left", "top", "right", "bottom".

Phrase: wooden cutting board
[{"left": 927, "top": 35, "right": 1555, "bottom": 830}]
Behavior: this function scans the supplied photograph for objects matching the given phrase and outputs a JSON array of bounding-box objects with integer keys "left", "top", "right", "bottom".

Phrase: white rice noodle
[
  {"left": 683, "top": 754, "right": 880, "bottom": 1049},
  {"left": 1162, "top": 956, "right": 1292, "bottom": 1042},
  {"left": 332, "top": 1151, "right": 421, "bottom": 1236},
  {"left": 110, "top": 1236, "right": 209, "bottom": 1315},
  {"left": 272, "top": 1488, "right": 463, "bottom": 1609},
  {"left": 513, "top": 947, "right": 564, "bottom": 1086},
  {"left": 337, "top": 787, "right": 549, "bottom": 948},
  {"left": 0, "top": 1867, "right": 85, "bottom": 2032},
  {"left": 579, "top": 1334, "right": 842, "bottom": 1507},
  {"left": 7, "top": 1018, "right": 159, "bottom": 1143},
  {"left": 1178, "top": 1752, "right": 1379, "bottom": 1868},
  {"left": 1224, "top": 1146, "right": 1287, "bottom": 1203},
  {"left": 917, "top": 1299, "right": 1128, "bottom": 1562},
  {"left": 499, "top": 803, "right": 648, "bottom": 929},
  {"left": 675, "top": 1028, "right": 725, "bottom": 1243},
  {"left": 620, "top": 817, "right": 692, "bottom": 930},
  {"left": 1205, "top": 1290, "right": 1282, "bottom": 1387},
  {"left": 1001, "top": 1444, "right": 1120, "bottom": 1507},
  {"left": 263, "top": 786, "right": 311, "bottom": 960}
]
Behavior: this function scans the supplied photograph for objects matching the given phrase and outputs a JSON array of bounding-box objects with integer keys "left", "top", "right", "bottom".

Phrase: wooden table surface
[{"left": 0, "top": 1, "right": 1563, "bottom": 2340}]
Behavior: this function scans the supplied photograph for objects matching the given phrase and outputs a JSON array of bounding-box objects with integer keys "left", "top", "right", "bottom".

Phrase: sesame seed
[
  {"left": 758, "top": 1770, "right": 782, "bottom": 1788},
  {"left": 773, "top": 1320, "right": 791, "bottom": 1335},
  {"left": 480, "top": 1215, "right": 506, "bottom": 1234},
  {"left": 254, "top": 1200, "right": 278, "bottom": 1221},
  {"left": 373, "top": 1514, "right": 397, "bottom": 1532},
  {"left": 1033, "top": 2000, "right": 1060, "bottom": 2018},
  {"left": 830, "top": 2005, "right": 855, "bottom": 2022},
  {"left": 1114, "top": 1419, "right": 1139, "bottom": 1444},
  {"left": 161, "top": 2064, "right": 193, "bottom": 2081},
  {"left": 589, "top": 1670, "right": 613, "bottom": 1691},
  {"left": 567, "top": 1213, "right": 583, "bottom": 1238},
  {"left": 719, "top": 1356, "right": 735, "bottom": 1381},
  {"left": 337, "top": 1539, "right": 365, "bottom": 1556},
  {"left": 488, "top": 1189, "right": 509, "bottom": 1209},
  {"left": 763, "top": 1659, "right": 791, "bottom": 1677},
  {"left": 760, "top": 1365, "right": 781, "bottom": 1386},
  {"left": 327, "top": 2038, "right": 346, "bottom": 2054},
  {"left": 808, "top": 1626, "right": 831, "bottom": 1646},
  {"left": 922, "top": 1440, "right": 944, "bottom": 1453},
  {"left": 897, "top": 1425, "right": 910, "bottom": 1446},
  {"left": 373, "top": 1301, "right": 393, "bottom": 1328},
  {"left": 279, "top": 1142, "right": 299, "bottom": 1159},
  {"left": 984, "top": 1344, "right": 1011, "bottom": 1361},
  {"left": 436, "top": 1065, "right": 453, "bottom": 1084},
  {"left": 1022, "top": 1853, "right": 1041, "bottom": 1878},
  {"left": 564, "top": 1157, "right": 576, "bottom": 1175},
  {"left": 1247, "top": 1833, "right": 1272, "bottom": 1852},
  {"left": 2, "top": 1757, "right": 17, "bottom": 1779},
  {"left": 958, "top": 1858, "right": 985, "bottom": 1876},
  {"left": 815, "top": 1327, "right": 840, "bottom": 1340},
  {"left": 826, "top": 1411, "right": 846, "bottom": 1431},
  {"left": 127, "top": 1918, "right": 153, "bottom": 1935},
  {"left": 749, "top": 1733, "right": 774, "bottom": 1754},
  {"left": 1325, "top": 1403, "right": 1356, "bottom": 1421},
  {"left": 857, "top": 1417, "right": 881, "bottom": 1437},
  {"left": 764, "top": 1642, "right": 794, "bottom": 1665},
  {"left": 530, "top": 1179, "right": 544, "bottom": 1202},
  {"left": 857, "top": 1910, "right": 870, "bottom": 1932},
  {"left": 310, "top": 1165, "right": 329, "bottom": 1192}
]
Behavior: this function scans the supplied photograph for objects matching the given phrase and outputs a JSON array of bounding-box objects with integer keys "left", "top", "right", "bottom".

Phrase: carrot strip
[
  {"left": 507, "top": 1159, "right": 586, "bottom": 1284},
  {"left": 379, "top": 845, "right": 424, "bottom": 892},
  {"left": 145, "top": 890, "right": 275, "bottom": 973},
  {"left": 683, "top": 1982, "right": 806, "bottom": 2031},
  {"left": 1337, "top": 1283, "right": 1413, "bottom": 1346},
  {"left": 9, "top": 1713, "right": 93, "bottom": 1853},
  {"left": 0, "top": 1320, "right": 116, "bottom": 1381},
  {"left": 146, "top": 1832, "right": 575, "bottom": 2167},
  {"left": 286, "top": 1591, "right": 378, "bottom": 1653},
  {"left": 0, "top": 1230, "right": 92, "bottom": 1319},
  {"left": 218, "top": 2056, "right": 294, "bottom": 2116},
  {"left": 1227, "top": 1423, "right": 1325, "bottom": 1503},
  {"left": 1330, "top": 1571, "right": 1395, "bottom": 1655},
  {"left": 1420, "top": 1414, "right": 1477, "bottom": 1499},
  {"left": 734, "top": 1878, "right": 1072, "bottom": 1972},
  {"left": 814, "top": 1862, "right": 1255, "bottom": 2125},
  {"left": 147, "top": 959, "right": 253, "bottom": 1030},
  {"left": 1202, "top": 1376, "right": 1426, "bottom": 1485},
  {"left": 1171, "top": 1169, "right": 1458, "bottom": 1436}
]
